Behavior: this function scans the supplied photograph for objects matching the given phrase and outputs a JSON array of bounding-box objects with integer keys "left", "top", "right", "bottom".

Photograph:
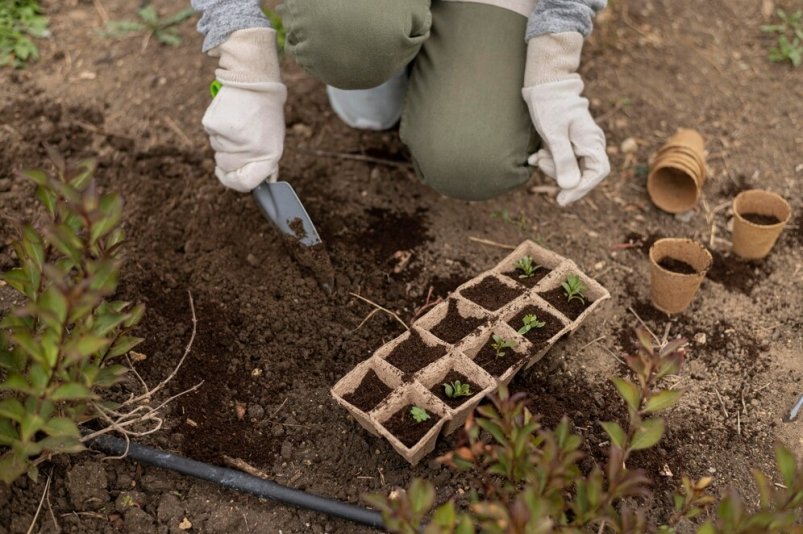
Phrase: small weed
[
  {"left": 410, "top": 406, "right": 430, "bottom": 423},
  {"left": 104, "top": 5, "right": 195, "bottom": 51},
  {"left": 0, "top": 0, "right": 49, "bottom": 68},
  {"left": 517, "top": 314, "right": 545, "bottom": 336},
  {"left": 490, "top": 334, "right": 516, "bottom": 358},
  {"left": 514, "top": 255, "right": 541, "bottom": 279},
  {"left": 443, "top": 381, "right": 472, "bottom": 399},
  {"left": 562, "top": 273, "right": 587, "bottom": 304},
  {"left": 762, "top": 9, "right": 803, "bottom": 67}
]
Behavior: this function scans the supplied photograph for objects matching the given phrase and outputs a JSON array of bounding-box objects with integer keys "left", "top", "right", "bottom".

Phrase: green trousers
[{"left": 278, "top": 0, "right": 537, "bottom": 201}]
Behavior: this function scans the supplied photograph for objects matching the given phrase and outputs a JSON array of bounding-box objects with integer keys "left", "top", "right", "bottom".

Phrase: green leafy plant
[
  {"left": 443, "top": 381, "right": 472, "bottom": 399},
  {"left": 490, "top": 334, "right": 516, "bottom": 358},
  {"left": 0, "top": 0, "right": 49, "bottom": 68},
  {"left": 0, "top": 150, "right": 146, "bottom": 483},
  {"left": 762, "top": 9, "right": 803, "bottom": 67},
  {"left": 561, "top": 273, "right": 587, "bottom": 304},
  {"left": 263, "top": 7, "right": 286, "bottom": 54},
  {"left": 513, "top": 255, "right": 540, "bottom": 279},
  {"left": 517, "top": 314, "right": 545, "bottom": 336},
  {"left": 365, "top": 328, "right": 803, "bottom": 533},
  {"left": 410, "top": 406, "right": 430, "bottom": 423},
  {"left": 104, "top": 5, "right": 195, "bottom": 50}
]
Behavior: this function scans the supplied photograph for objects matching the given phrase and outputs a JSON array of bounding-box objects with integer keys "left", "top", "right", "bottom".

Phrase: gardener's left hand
[{"left": 522, "top": 32, "right": 610, "bottom": 207}]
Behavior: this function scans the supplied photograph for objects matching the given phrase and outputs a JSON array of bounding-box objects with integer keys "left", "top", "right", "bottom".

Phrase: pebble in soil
[
  {"left": 657, "top": 257, "right": 698, "bottom": 275},
  {"left": 539, "top": 286, "right": 591, "bottom": 321},
  {"left": 473, "top": 337, "right": 527, "bottom": 378},
  {"left": 507, "top": 305, "right": 565, "bottom": 349},
  {"left": 460, "top": 276, "right": 525, "bottom": 311},
  {"left": 501, "top": 265, "right": 551, "bottom": 288},
  {"left": 429, "top": 299, "right": 487, "bottom": 344},
  {"left": 385, "top": 331, "right": 448, "bottom": 376},
  {"left": 430, "top": 370, "right": 481, "bottom": 409},
  {"left": 342, "top": 369, "right": 393, "bottom": 412},
  {"left": 381, "top": 404, "right": 440, "bottom": 448}
]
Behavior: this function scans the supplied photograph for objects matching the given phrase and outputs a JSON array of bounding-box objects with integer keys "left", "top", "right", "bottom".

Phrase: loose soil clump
[
  {"left": 657, "top": 257, "right": 698, "bottom": 275},
  {"left": 460, "top": 277, "right": 523, "bottom": 311},
  {"left": 430, "top": 370, "right": 481, "bottom": 409},
  {"left": 539, "top": 288, "right": 591, "bottom": 321},
  {"left": 385, "top": 331, "right": 447, "bottom": 375},
  {"left": 342, "top": 369, "right": 392, "bottom": 412},
  {"left": 507, "top": 306, "right": 565, "bottom": 348},
  {"left": 430, "top": 300, "right": 487, "bottom": 344},
  {"left": 381, "top": 405, "right": 440, "bottom": 448}
]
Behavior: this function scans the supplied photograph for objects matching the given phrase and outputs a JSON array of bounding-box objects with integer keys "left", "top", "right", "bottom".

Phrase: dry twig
[
  {"left": 350, "top": 292, "right": 409, "bottom": 331},
  {"left": 223, "top": 456, "right": 271, "bottom": 480},
  {"left": 26, "top": 471, "right": 51, "bottom": 534},
  {"left": 468, "top": 236, "right": 516, "bottom": 250}
]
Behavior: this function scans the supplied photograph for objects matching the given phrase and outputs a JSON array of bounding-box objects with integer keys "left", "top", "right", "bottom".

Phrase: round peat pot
[
  {"left": 649, "top": 238, "right": 713, "bottom": 314},
  {"left": 731, "top": 190, "right": 791, "bottom": 260},
  {"left": 647, "top": 129, "right": 706, "bottom": 213}
]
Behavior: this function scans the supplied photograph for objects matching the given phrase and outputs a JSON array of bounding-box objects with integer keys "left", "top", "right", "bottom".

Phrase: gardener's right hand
[{"left": 202, "top": 28, "right": 286, "bottom": 193}]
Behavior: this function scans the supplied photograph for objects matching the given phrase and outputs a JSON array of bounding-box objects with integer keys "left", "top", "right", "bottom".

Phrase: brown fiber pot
[
  {"left": 649, "top": 238, "right": 713, "bottom": 314},
  {"left": 647, "top": 129, "right": 706, "bottom": 213},
  {"left": 731, "top": 190, "right": 791, "bottom": 260}
]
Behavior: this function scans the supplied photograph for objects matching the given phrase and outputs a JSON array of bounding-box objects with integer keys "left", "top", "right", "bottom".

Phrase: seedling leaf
[{"left": 410, "top": 406, "right": 430, "bottom": 423}]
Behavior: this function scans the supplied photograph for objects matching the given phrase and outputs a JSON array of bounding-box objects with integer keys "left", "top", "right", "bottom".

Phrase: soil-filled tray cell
[
  {"left": 458, "top": 274, "right": 527, "bottom": 312},
  {"left": 504, "top": 304, "right": 568, "bottom": 351},
  {"left": 376, "top": 327, "right": 450, "bottom": 378},
  {"left": 535, "top": 266, "right": 610, "bottom": 325},
  {"left": 416, "top": 352, "right": 496, "bottom": 434},
  {"left": 331, "top": 359, "right": 405, "bottom": 436},
  {"left": 415, "top": 298, "right": 491, "bottom": 346},
  {"left": 371, "top": 382, "right": 450, "bottom": 466},
  {"left": 458, "top": 323, "right": 533, "bottom": 385},
  {"left": 493, "top": 240, "right": 566, "bottom": 289}
]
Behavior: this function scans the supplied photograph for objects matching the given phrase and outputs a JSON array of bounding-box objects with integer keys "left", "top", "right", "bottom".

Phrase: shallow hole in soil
[
  {"left": 507, "top": 305, "right": 565, "bottom": 349},
  {"left": 382, "top": 404, "right": 440, "bottom": 448},
  {"left": 501, "top": 266, "right": 551, "bottom": 288},
  {"left": 657, "top": 257, "right": 698, "bottom": 275},
  {"left": 539, "top": 287, "right": 591, "bottom": 321},
  {"left": 473, "top": 342, "right": 525, "bottom": 379},
  {"left": 430, "top": 370, "right": 481, "bottom": 409},
  {"left": 460, "top": 276, "right": 524, "bottom": 311},
  {"left": 342, "top": 369, "right": 393, "bottom": 412},
  {"left": 385, "top": 331, "right": 447, "bottom": 376},
  {"left": 430, "top": 300, "right": 487, "bottom": 344}
]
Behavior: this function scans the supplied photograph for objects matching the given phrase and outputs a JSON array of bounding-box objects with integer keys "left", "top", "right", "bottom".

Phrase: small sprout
[
  {"left": 514, "top": 255, "right": 541, "bottom": 279},
  {"left": 491, "top": 334, "right": 517, "bottom": 358},
  {"left": 443, "top": 380, "right": 472, "bottom": 398},
  {"left": 518, "top": 314, "right": 546, "bottom": 336},
  {"left": 410, "top": 406, "right": 431, "bottom": 423},
  {"left": 561, "top": 274, "right": 587, "bottom": 304}
]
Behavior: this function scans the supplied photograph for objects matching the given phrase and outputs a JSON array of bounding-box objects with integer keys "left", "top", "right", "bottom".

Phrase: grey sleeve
[
  {"left": 526, "top": 0, "right": 607, "bottom": 40},
  {"left": 191, "top": 0, "right": 271, "bottom": 52}
]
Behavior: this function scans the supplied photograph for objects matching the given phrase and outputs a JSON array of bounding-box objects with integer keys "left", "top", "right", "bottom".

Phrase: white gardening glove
[
  {"left": 202, "top": 28, "right": 286, "bottom": 192},
  {"left": 522, "top": 32, "right": 609, "bottom": 206}
]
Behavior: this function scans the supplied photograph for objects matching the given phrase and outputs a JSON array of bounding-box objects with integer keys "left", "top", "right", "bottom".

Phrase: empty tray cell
[
  {"left": 457, "top": 273, "right": 529, "bottom": 313},
  {"left": 370, "top": 382, "right": 450, "bottom": 466},
  {"left": 416, "top": 352, "right": 497, "bottom": 434},
  {"left": 331, "top": 358, "right": 405, "bottom": 436},
  {"left": 458, "top": 322, "right": 532, "bottom": 385},
  {"left": 535, "top": 264, "right": 611, "bottom": 324},
  {"left": 493, "top": 240, "right": 566, "bottom": 289},
  {"left": 415, "top": 298, "right": 492, "bottom": 346},
  {"left": 376, "top": 327, "right": 450, "bottom": 377}
]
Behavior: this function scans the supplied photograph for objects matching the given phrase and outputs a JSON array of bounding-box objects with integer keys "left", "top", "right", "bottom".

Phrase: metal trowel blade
[{"left": 252, "top": 181, "right": 322, "bottom": 247}]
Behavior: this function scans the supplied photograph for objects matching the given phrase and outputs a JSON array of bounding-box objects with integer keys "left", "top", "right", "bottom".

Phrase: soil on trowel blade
[
  {"left": 343, "top": 369, "right": 393, "bottom": 412},
  {"left": 284, "top": 217, "right": 336, "bottom": 293},
  {"left": 381, "top": 405, "right": 440, "bottom": 448}
]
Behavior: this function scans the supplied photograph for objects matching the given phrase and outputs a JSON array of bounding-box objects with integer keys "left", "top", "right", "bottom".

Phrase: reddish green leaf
[
  {"left": 644, "top": 390, "right": 681, "bottom": 413},
  {"left": 600, "top": 421, "right": 627, "bottom": 449},
  {"left": 630, "top": 418, "right": 665, "bottom": 451},
  {"left": 611, "top": 377, "right": 641, "bottom": 413}
]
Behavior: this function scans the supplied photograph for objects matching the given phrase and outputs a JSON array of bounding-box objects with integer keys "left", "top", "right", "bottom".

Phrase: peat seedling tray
[{"left": 332, "top": 240, "right": 610, "bottom": 465}]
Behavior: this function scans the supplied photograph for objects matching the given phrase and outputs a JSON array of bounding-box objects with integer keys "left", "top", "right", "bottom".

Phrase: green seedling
[
  {"left": 104, "top": 5, "right": 195, "bottom": 50},
  {"left": 761, "top": 9, "right": 803, "bottom": 67},
  {"left": 443, "top": 380, "right": 472, "bottom": 399},
  {"left": 0, "top": 0, "right": 49, "bottom": 68},
  {"left": 517, "top": 314, "right": 545, "bottom": 336},
  {"left": 410, "top": 406, "right": 430, "bottom": 423},
  {"left": 514, "top": 255, "right": 541, "bottom": 279},
  {"left": 562, "top": 273, "right": 587, "bottom": 305},
  {"left": 490, "top": 334, "right": 517, "bottom": 358}
]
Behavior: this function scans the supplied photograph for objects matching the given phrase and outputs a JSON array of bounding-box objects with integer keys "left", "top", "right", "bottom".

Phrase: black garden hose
[{"left": 90, "top": 435, "right": 385, "bottom": 530}]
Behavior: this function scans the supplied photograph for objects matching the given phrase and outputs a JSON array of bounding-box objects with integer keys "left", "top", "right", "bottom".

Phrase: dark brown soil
[
  {"left": 459, "top": 276, "right": 524, "bottom": 311},
  {"left": 740, "top": 212, "right": 782, "bottom": 226},
  {"left": 385, "top": 331, "right": 448, "bottom": 376},
  {"left": 473, "top": 341, "right": 526, "bottom": 378},
  {"left": 657, "top": 257, "right": 698, "bottom": 275},
  {"left": 430, "top": 370, "right": 481, "bottom": 409},
  {"left": 342, "top": 370, "right": 393, "bottom": 412},
  {"left": 707, "top": 250, "right": 773, "bottom": 295},
  {"left": 429, "top": 299, "right": 487, "bottom": 344},
  {"left": 507, "top": 305, "right": 566, "bottom": 349},
  {"left": 501, "top": 267, "right": 550, "bottom": 288},
  {"left": 381, "top": 405, "right": 440, "bottom": 448},
  {"left": 539, "top": 287, "right": 592, "bottom": 321}
]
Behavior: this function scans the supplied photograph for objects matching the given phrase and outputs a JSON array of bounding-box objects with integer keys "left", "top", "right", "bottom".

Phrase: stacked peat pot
[{"left": 332, "top": 241, "right": 610, "bottom": 465}]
